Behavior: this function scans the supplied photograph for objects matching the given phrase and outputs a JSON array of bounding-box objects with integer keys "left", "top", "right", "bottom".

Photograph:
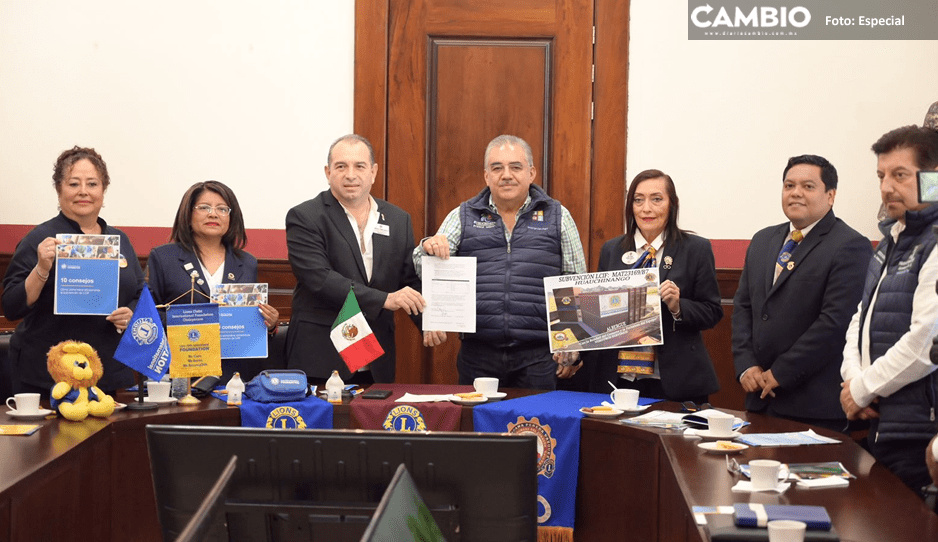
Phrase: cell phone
[
  {"left": 917, "top": 170, "right": 938, "bottom": 203},
  {"left": 360, "top": 389, "right": 393, "bottom": 400}
]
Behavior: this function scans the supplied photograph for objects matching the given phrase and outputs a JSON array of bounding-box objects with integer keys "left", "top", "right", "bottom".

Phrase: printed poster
[
  {"left": 166, "top": 303, "right": 222, "bottom": 377},
  {"left": 53, "top": 234, "right": 121, "bottom": 315},
  {"left": 544, "top": 269, "right": 663, "bottom": 353},
  {"left": 212, "top": 283, "right": 269, "bottom": 359}
]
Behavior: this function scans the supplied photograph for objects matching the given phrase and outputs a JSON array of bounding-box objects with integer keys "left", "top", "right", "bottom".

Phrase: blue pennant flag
[{"left": 114, "top": 285, "right": 171, "bottom": 380}]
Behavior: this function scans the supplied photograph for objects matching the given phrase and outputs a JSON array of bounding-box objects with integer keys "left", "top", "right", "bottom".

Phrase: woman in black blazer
[
  {"left": 587, "top": 170, "right": 722, "bottom": 403},
  {"left": 147, "top": 181, "right": 279, "bottom": 381}
]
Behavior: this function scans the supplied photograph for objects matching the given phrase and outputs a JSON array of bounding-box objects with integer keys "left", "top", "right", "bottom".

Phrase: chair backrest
[{"left": 175, "top": 455, "right": 238, "bottom": 542}]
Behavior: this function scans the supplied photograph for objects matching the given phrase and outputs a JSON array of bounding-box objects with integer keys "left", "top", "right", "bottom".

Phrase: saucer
[
  {"left": 450, "top": 396, "right": 487, "bottom": 406},
  {"left": 143, "top": 397, "right": 177, "bottom": 405},
  {"left": 698, "top": 441, "right": 748, "bottom": 454},
  {"left": 485, "top": 392, "right": 507, "bottom": 400},
  {"left": 6, "top": 408, "right": 55, "bottom": 420},
  {"left": 602, "top": 401, "right": 648, "bottom": 413},
  {"left": 580, "top": 406, "right": 623, "bottom": 419},
  {"left": 113, "top": 402, "right": 127, "bottom": 412},
  {"left": 696, "top": 429, "right": 742, "bottom": 440}
]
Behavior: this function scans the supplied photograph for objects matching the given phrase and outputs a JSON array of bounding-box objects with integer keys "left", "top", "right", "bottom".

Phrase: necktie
[
  {"left": 774, "top": 229, "right": 803, "bottom": 283},
  {"left": 636, "top": 245, "right": 657, "bottom": 269}
]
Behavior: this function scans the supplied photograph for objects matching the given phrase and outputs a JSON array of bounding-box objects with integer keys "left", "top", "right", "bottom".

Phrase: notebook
[
  {"left": 733, "top": 503, "right": 832, "bottom": 530},
  {"left": 708, "top": 513, "right": 840, "bottom": 541}
]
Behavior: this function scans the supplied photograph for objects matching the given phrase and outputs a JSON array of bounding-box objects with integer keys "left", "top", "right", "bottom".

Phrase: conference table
[{"left": 0, "top": 390, "right": 935, "bottom": 541}]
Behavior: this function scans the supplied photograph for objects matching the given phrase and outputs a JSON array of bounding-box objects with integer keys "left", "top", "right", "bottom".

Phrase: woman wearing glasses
[
  {"left": 147, "top": 181, "right": 279, "bottom": 379},
  {"left": 587, "top": 169, "right": 722, "bottom": 404}
]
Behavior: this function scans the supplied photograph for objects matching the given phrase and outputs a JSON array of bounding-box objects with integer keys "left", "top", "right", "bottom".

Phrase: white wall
[
  {"left": 0, "top": 0, "right": 352, "bottom": 229},
  {"left": 627, "top": 1, "right": 938, "bottom": 240},
  {"left": 2, "top": 1, "right": 936, "bottom": 242}
]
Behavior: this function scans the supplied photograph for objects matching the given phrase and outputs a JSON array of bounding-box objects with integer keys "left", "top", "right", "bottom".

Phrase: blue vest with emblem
[
  {"left": 459, "top": 185, "right": 562, "bottom": 346},
  {"left": 857, "top": 205, "right": 938, "bottom": 441}
]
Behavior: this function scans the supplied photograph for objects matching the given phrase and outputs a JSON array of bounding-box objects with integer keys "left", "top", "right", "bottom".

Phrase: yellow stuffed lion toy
[{"left": 47, "top": 340, "right": 116, "bottom": 421}]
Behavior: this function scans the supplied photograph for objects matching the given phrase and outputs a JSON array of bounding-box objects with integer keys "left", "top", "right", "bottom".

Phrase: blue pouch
[{"left": 244, "top": 370, "right": 309, "bottom": 403}]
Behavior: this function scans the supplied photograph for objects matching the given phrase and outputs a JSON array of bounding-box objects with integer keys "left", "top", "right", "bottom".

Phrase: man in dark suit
[
  {"left": 733, "top": 154, "right": 872, "bottom": 433},
  {"left": 284, "top": 134, "right": 444, "bottom": 385}
]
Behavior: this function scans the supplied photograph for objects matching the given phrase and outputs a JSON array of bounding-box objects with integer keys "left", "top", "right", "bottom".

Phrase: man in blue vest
[
  {"left": 415, "top": 135, "right": 586, "bottom": 389},
  {"left": 841, "top": 124, "right": 938, "bottom": 496}
]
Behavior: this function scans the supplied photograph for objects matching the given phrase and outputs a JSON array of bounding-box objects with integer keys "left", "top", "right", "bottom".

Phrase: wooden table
[
  {"left": 1, "top": 394, "right": 936, "bottom": 541},
  {"left": 575, "top": 405, "right": 938, "bottom": 542}
]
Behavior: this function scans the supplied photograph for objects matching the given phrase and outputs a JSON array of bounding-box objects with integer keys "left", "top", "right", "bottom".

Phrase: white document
[{"left": 421, "top": 256, "right": 476, "bottom": 333}]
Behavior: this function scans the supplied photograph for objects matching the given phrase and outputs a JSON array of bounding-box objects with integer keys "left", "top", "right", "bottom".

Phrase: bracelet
[{"left": 34, "top": 266, "right": 49, "bottom": 281}]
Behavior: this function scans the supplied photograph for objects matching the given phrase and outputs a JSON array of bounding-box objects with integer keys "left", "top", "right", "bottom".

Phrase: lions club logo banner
[
  {"left": 239, "top": 397, "right": 333, "bottom": 430},
  {"left": 474, "top": 391, "right": 612, "bottom": 539}
]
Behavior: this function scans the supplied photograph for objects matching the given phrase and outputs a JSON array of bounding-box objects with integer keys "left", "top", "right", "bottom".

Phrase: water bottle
[
  {"left": 171, "top": 377, "right": 189, "bottom": 399},
  {"left": 325, "top": 370, "right": 345, "bottom": 404}
]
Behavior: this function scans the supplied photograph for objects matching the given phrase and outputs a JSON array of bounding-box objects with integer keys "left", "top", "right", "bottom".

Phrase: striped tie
[
  {"left": 774, "top": 229, "right": 803, "bottom": 283},
  {"left": 640, "top": 245, "right": 657, "bottom": 268}
]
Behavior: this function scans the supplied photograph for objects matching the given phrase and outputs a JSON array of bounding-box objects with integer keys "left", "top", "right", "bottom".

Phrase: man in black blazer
[
  {"left": 732, "top": 155, "right": 872, "bottom": 432},
  {"left": 285, "top": 135, "right": 443, "bottom": 384}
]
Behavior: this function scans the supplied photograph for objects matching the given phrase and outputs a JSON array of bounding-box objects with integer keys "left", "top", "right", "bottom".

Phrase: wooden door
[{"left": 355, "top": 0, "right": 629, "bottom": 384}]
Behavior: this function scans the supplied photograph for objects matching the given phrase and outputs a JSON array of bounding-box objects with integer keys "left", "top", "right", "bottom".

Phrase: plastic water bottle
[
  {"left": 325, "top": 370, "right": 344, "bottom": 404},
  {"left": 171, "top": 377, "right": 189, "bottom": 399}
]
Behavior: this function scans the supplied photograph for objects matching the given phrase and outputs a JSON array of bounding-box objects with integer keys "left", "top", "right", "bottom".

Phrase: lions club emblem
[
  {"left": 561, "top": 296, "right": 572, "bottom": 305},
  {"left": 130, "top": 318, "right": 159, "bottom": 346},
  {"left": 383, "top": 405, "right": 428, "bottom": 432},
  {"left": 341, "top": 323, "right": 359, "bottom": 341},
  {"left": 187, "top": 328, "right": 201, "bottom": 341},
  {"left": 507, "top": 416, "right": 557, "bottom": 478},
  {"left": 266, "top": 406, "right": 307, "bottom": 430}
]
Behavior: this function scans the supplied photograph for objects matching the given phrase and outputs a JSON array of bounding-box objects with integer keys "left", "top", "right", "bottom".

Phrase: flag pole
[{"left": 125, "top": 372, "right": 158, "bottom": 411}]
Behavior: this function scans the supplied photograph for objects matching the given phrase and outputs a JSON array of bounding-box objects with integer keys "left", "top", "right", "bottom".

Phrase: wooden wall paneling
[
  {"left": 428, "top": 40, "right": 550, "bottom": 232},
  {"left": 354, "top": 0, "right": 390, "bottom": 197},
  {"left": 591, "top": 0, "right": 630, "bottom": 271},
  {"left": 377, "top": 0, "right": 597, "bottom": 384}
]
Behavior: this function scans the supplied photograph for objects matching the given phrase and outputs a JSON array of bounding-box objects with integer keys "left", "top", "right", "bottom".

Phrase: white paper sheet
[{"left": 421, "top": 256, "right": 476, "bottom": 332}]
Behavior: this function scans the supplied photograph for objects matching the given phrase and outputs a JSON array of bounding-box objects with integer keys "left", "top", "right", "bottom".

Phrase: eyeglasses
[
  {"left": 681, "top": 401, "right": 713, "bottom": 413},
  {"left": 194, "top": 204, "right": 232, "bottom": 216}
]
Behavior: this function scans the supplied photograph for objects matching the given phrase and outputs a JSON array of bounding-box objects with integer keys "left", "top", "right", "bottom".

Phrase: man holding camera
[{"left": 841, "top": 124, "right": 938, "bottom": 495}]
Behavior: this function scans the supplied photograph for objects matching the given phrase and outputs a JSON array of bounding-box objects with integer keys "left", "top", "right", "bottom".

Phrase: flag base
[{"left": 125, "top": 399, "right": 158, "bottom": 411}]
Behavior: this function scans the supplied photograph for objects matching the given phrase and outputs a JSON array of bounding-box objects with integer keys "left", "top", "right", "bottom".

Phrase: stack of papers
[
  {"left": 737, "top": 430, "right": 840, "bottom": 447},
  {"left": 394, "top": 393, "right": 455, "bottom": 403}
]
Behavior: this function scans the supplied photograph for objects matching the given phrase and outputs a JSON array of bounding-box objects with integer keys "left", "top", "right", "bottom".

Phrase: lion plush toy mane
[{"left": 47, "top": 340, "right": 116, "bottom": 421}]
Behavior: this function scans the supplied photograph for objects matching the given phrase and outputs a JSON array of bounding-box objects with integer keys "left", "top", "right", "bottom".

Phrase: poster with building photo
[
  {"left": 543, "top": 269, "right": 663, "bottom": 353},
  {"left": 53, "top": 233, "right": 121, "bottom": 315},
  {"left": 211, "top": 283, "right": 268, "bottom": 359}
]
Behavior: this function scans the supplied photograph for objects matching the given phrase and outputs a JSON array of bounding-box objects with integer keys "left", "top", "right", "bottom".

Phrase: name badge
[
  {"left": 374, "top": 223, "right": 390, "bottom": 236},
  {"left": 622, "top": 251, "right": 639, "bottom": 265}
]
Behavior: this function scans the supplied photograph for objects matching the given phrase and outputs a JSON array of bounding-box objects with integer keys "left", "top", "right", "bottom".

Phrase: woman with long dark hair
[{"left": 588, "top": 169, "right": 722, "bottom": 403}]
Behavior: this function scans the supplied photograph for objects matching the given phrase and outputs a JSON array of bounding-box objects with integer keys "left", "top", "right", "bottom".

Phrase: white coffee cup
[
  {"left": 473, "top": 377, "right": 499, "bottom": 396},
  {"left": 767, "top": 519, "right": 806, "bottom": 542},
  {"left": 610, "top": 388, "right": 639, "bottom": 410},
  {"left": 707, "top": 412, "right": 735, "bottom": 436},
  {"left": 148, "top": 381, "right": 172, "bottom": 402},
  {"left": 6, "top": 393, "right": 40, "bottom": 414},
  {"left": 749, "top": 459, "right": 789, "bottom": 491}
]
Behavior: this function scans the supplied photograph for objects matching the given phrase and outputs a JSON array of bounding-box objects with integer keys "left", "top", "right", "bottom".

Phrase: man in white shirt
[{"left": 841, "top": 125, "right": 938, "bottom": 495}]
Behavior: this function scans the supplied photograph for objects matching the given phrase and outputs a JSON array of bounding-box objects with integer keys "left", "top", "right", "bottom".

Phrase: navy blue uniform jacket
[
  {"left": 732, "top": 210, "right": 872, "bottom": 420},
  {"left": 590, "top": 233, "right": 723, "bottom": 400}
]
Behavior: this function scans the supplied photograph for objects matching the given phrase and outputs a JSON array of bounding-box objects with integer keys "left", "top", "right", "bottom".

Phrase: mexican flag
[{"left": 330, "top": 288, "right": 385, "bottom": 372}]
